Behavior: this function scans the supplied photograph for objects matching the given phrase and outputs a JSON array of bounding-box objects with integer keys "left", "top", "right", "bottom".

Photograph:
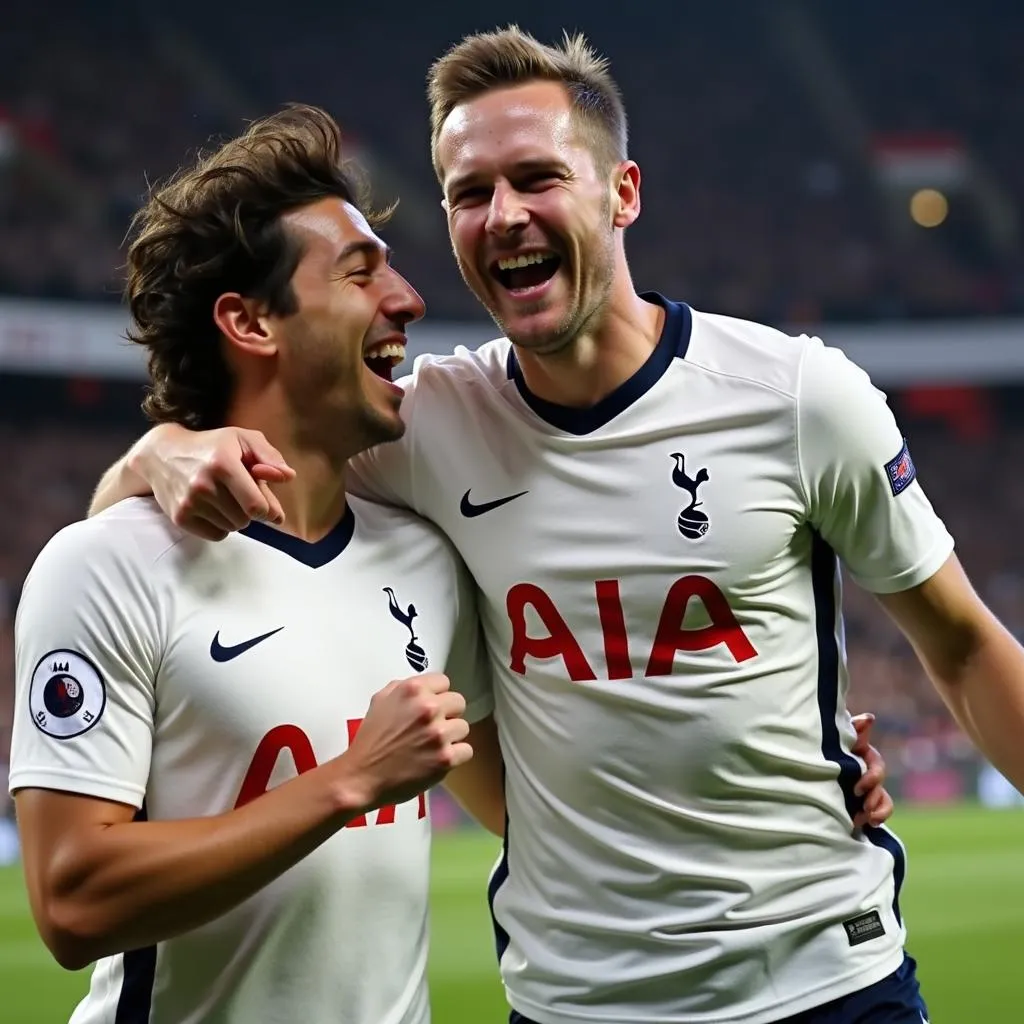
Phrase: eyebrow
[{"left": 333, "top": 239, "right": 392, "bottom": 265}]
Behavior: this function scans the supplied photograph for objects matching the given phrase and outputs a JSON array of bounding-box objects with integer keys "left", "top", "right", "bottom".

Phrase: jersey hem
[
  {"left": 8, "top": 767, "right": 145, "bottom": 807},
  {"left": 850, "top": 533, "right": 954, "bottom": 595},
  {"left": 506, "top": 948, "right": 906, "bottom": 1024}
]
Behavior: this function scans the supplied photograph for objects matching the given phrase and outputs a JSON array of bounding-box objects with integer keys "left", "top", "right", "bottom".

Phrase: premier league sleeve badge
[{"left": 28, "top": 649, "right": 107, "bottom": 739}]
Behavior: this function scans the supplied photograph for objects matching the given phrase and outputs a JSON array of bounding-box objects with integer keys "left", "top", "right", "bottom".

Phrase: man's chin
[
  {"left": 364, "top": 407, "right": 406, "bottom": 447},
  {"left": 504, "top": 320, "right": 577, "bottom": 356},
  {"left": 486, "top": 302, "right": 568, "bottom": 350}
]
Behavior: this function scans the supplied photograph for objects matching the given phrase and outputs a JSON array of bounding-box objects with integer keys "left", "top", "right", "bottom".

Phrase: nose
[
  {"left": 381, "top": 266, "right": 426, "bottom": 327},
  {"left": 485, "top": 180, "right": 529, "bottom": 236}
]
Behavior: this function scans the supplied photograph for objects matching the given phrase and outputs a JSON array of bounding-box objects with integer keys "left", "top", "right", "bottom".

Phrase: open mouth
[
  {"left": 363, "top": 342, "right": 406, "bottom": 382},
  {"left": 490, "top": 251, "right": 561, "bottom": 294}
]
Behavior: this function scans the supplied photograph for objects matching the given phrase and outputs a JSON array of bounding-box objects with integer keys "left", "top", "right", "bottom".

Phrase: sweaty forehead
[{"left": 438, "top": 84, "right": 580, "bottom": 183}]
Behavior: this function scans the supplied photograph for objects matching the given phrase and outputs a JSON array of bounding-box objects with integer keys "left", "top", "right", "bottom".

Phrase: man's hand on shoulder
[{"left": 92, "top": 423, "right": 295, "bottom": 541}]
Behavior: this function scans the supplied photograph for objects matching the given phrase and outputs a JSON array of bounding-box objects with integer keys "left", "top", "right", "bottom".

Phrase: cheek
[
  {"left": 296, "top": 313, "right": 362, "bottom": 385},
  {"left": 449, "top": 217, "right": 482, "bottom": 270}
]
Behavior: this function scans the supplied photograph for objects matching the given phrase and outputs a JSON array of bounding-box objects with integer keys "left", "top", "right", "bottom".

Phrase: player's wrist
[
  {"left": 327, "top": 755, "right": 378, "bottom": 823},
  {"left": 125, "top": 424, "right": 187, "bottom": 492}
]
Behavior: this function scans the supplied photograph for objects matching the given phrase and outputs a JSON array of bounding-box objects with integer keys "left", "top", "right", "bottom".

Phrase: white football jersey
[
  {"left": 349, "top": 294, "right": 955, "bottom": 1023},
  {"left": 10, "top": 495, "right": 492, "bottom": 1024}
]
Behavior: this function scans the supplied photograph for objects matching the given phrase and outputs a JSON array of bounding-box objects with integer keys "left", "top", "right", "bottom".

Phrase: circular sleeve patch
[{"left": 28, "top": 649, "right": 107, "bottom": 739}]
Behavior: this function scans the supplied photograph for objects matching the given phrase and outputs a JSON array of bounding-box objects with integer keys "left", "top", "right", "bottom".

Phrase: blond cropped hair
[{"left": 427, "top": 25, "right": 628, "bottom": 180}]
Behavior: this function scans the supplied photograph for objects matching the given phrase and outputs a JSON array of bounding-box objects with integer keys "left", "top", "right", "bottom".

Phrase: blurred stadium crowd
[
  {"left": 2, "top": 1, "right": 1024, "bottom": 323},
  {"left": 2, "top": 0, "right": 1024, "bottom": 832}
]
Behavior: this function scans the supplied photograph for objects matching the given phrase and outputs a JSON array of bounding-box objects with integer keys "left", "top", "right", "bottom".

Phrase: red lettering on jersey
[
  {"left": 595, "top": 579, "right": 633, "bottom": 679},
  {"left": 507, "top": 583, "right": 596, "bottom": 681},
  {"left": 235, "top": 724, "right": 317, "bottom": 808},
  {"left": 233, "top": 721, "right": 427, "bottom": 825},
  {"left": 506, "top": 576, "right": 757, "bottom": 681},
  {"left": 646, "top": 575, "right": 758, "bottom": 674},
  {"left": 345, "top": 717, "right": 426, "bottom": 826}
]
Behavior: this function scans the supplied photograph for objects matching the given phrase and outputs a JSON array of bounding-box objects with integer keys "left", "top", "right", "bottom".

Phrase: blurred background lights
[{"left": 910, "top": 188, "right": 949, "bottom": 227}]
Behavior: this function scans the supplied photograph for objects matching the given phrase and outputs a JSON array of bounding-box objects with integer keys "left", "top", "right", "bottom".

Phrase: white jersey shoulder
[
  {"left": 411, "top": 334, "right": 513, "bottom": 383},
  {"left": 686, "top": 306, "right": 818, "bottom": 392},
  {"left": 12, "top": 498, "right": 186, "bottom": 800},
  {"left": 24, "top": 495, "right": 193, "bottom": 595}
]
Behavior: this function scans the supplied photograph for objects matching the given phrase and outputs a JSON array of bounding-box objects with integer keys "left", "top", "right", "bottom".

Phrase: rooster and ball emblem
[
  {"left": 670, "top": 452, "right": 710, "bottom": 540},
  {"left": 384, "top": 587, "right": 429, "bottom": 672}
]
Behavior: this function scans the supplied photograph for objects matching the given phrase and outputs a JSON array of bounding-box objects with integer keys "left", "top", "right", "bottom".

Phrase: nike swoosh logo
[
  {"left": 460, "top": 489, "right": 529, "bottom": 518},
  {"left": 210, "top": 627, "right": 284, "bottom": 663}
]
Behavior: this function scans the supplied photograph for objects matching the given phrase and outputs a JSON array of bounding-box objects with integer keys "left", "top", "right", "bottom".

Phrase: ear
[
  {"left": 212, "top": 293, "right": 277, "bottom": 358},
  {"left": 611, "top": 160, "right": 641, "bottom": 229}
]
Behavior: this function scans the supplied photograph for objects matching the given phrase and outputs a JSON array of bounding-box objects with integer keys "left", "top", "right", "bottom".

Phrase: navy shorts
[{"left": 509, "top": 954, "right": 929, "bottom": 1024}]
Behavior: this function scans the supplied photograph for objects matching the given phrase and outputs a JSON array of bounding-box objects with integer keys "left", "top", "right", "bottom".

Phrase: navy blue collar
[
  {"left": 240, "top": 504, "right": 356, "bottom": 568},
  {"left": 505, "top": 292, "right": 691, "bottom": 435}
]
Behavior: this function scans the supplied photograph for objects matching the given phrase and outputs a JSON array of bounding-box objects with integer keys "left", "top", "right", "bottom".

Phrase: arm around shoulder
[
  {"left": 88, "top": 445, "right": 152, "bottom": 516},
  {"left": 89, "top": 422, "right": 295, "bottom": 539}
]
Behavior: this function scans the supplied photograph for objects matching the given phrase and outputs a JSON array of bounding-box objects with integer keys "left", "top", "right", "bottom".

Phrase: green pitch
[{"left": 1, "top": 805, "right": 1021, "bottom": 1022}]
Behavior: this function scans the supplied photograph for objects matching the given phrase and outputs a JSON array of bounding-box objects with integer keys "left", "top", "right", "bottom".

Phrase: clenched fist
[{"left": 338, "top": 673, "right": 473, "bottom": 813}]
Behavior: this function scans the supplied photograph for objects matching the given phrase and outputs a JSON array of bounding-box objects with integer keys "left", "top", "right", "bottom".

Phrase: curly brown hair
[{"left": 125, "top": 104, "right": 388, "bottom": 429}]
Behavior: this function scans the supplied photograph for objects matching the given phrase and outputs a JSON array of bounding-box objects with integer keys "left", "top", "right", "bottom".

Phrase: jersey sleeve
[
  {"left": 347, "top": 372, "right": 418, "bottom": 511},
  {"left": 8, "top": 521, "right": 166, "bottom": 808},
  {"left": 443, "top": 551, "right": 494, "bottom": 724},
  {"left": 796, "top": 338, "right": 955, "bottom": 594}
]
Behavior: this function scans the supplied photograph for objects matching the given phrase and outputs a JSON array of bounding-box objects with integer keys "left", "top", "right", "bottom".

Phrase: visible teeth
[
  {"left": 364, "top": 343, "right": 406, "bottom": 362},
  {"left": 497, "top": 252, "right": 554, "bottom": 271}
]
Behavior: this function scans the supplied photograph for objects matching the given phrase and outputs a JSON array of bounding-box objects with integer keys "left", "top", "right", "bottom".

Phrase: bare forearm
[
  {"left": 442, "top": 715, "right": 505, "bottom": 837},
  {"left": 443, "top": 778, "right": 506, "bottom": 837},
  {"left": 88, "top": 450, "right": 149, "bottom": 517},
  {"left": 877, "top": 558, "right": 1024, "bottom": 794},
  {"left": 922, "top": 619, "right": 1024, "bottom": 792},
  {"left": 45, "top": 762, "right": 362, "bottom": 966}
]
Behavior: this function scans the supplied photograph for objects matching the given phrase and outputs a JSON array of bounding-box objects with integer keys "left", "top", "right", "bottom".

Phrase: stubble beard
[{"left": 465, "top": 243, "right": 616, "bottom": 358}]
